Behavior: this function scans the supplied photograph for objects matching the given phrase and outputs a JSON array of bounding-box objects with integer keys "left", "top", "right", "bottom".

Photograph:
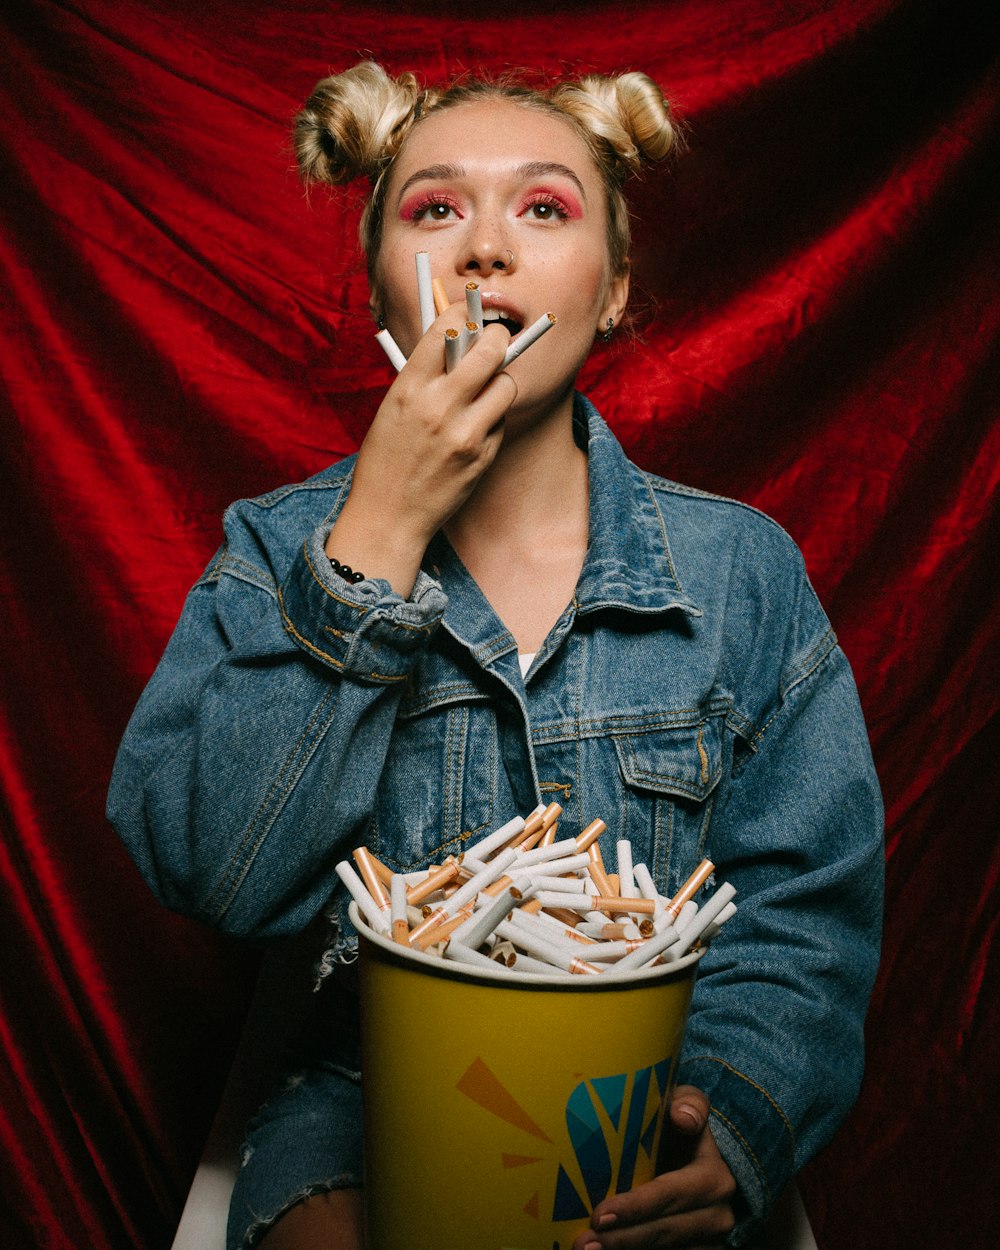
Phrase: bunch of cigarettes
[
  {"left": 336, "top": 804, "right": 737, "bottom": 979},
  {"left": 375, "top": 251, "right": 556, "bottom": 374}
]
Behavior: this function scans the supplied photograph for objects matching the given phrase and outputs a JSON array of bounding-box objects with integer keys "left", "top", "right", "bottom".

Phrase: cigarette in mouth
[
  {"left": 416, "top": 251, "right": 436, "bottom": 332},
  {"left": 375, "top": 328, "right": 407, "bottom": 372},
  {"left": 465, "top": 281, "right": 483, "bottom": 326},
  {"left": 500, "top": 312, "right": 556, "bottom": 369}
]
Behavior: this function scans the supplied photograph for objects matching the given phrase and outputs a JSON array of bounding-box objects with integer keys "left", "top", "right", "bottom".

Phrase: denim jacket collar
[
  {"left": 571, "top": 394, "right": 702, "bottom": 620},
  {"left": 426, "top": 393, "right": 701, "bottom": 666}
]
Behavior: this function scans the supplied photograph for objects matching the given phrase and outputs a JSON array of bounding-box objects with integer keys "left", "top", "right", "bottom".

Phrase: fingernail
[
  {"left": 595, "top": 1212, "right": 618, "bottom": 1229},
  {"left": 582, "top": 1241, "right": 602, "bottom": 1250},
  {"left": 674, "top": 1104, "right": 701, "bottom": 1130}
]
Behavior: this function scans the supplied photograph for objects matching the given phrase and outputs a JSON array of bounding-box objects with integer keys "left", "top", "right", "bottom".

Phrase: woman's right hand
[{"left": 324, "top": 312, "right": 516, "bottom": 596}]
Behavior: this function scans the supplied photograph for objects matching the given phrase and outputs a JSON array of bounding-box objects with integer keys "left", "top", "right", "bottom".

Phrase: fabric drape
[{"left": 2, "top": 2, "right": 996, "bottom": 1247}]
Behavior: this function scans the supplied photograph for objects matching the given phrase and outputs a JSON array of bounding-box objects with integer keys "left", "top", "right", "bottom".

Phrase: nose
[{"left": 459, "top": 232, "right": 516, "bottom": 275}]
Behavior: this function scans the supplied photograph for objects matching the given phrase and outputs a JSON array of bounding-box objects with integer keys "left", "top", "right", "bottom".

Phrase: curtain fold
[{"left": 2, "top": 3, "right": 996, "bottom": 1246}]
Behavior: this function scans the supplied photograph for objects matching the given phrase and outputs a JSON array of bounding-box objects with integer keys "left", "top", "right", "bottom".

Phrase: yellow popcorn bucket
[{"left": 350, "top": 903, "right": 702, "bottom": 1250}]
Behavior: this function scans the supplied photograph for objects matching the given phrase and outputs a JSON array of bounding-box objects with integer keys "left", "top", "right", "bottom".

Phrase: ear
[{"left": 599, "top": 269, "right": 630, "bottom": 334}]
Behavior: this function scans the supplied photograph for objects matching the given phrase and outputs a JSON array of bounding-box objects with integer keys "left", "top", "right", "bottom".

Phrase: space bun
[
  {"left": 294, "top": 61, "right": 422, "bottom": 185},
  {"left": 550, "top": 71, "right": 678, "bottom": 178}
]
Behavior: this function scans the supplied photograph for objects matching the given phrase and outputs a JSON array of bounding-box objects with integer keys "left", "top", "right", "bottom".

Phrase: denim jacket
[{"left": 108, "top": 394, "right": 883, "bottom": 1238}]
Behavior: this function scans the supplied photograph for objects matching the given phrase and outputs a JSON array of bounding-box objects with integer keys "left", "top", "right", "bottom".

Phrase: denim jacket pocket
[{"left": 612, "top": 716, "right": 726, "bottom": 894}]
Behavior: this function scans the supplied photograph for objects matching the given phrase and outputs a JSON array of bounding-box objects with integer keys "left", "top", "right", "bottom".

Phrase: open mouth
[{"left": 482, "top": 311, "right": 524, "bottom": 336}]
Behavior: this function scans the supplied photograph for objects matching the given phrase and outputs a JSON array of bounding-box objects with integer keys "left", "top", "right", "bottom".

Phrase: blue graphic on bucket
[{"left": 552, "top": 1055, "right": 675, "bottom": 1223}]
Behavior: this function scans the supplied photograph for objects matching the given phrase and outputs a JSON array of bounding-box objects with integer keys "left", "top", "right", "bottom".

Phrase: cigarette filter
[
  {"left": 335, "top": 860, "right": 389, "bottom": 935},
  {"left": 353, "top": 846, "right": 390, "bottom": 910},
  {"left": 432, "top": 276, "right": 450, "bottom": 316},
  {"left": 668, "top": 858, "right": 715, "bottom": 917}
]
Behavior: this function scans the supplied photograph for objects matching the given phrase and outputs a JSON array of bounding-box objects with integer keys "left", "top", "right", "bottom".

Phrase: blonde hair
[{"left": 294, "top": 61, "right": 678, "bottom": 293}]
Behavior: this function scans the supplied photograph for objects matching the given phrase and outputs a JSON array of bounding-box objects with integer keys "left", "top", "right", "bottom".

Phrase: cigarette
[
  {"left": 495, "top": 920, "right": 601, "bottom": 975},
  {"left": 675, "top": 900, "right": 699, "bottom": 929},
  {"left": 458, "top": 321, "right": 481, "bottom": 358},
  {"left": 612, "top": 921, "right": 681, "bottom": 972},
  {"left": 445, "top": 327, "right": 462, "bottom": 372},
  {"left": 514, "top": 839, "right": 584, "bottom": 868},
  {"left": 465, "top": 281, "right": 483, "bottom": 326},
  {"left": 353, "top": 847, "right": 390, "bottom": 910},
  {"left": 668, "top": 858, "right": 715, "bottom": 918},
  {"left": 335, "top": 860, "right": 390, "bottom": 936},
  {"left": 432, "top": 277, "right": 450, "bottom": 316},
  {"left": 390, "top": 875, "right": 409, "bottom": 946},
  {"left": 443, "top": 941, "right": 501, "bottom": 971},
  {"left": 700, "top": 900, "right": 738, "bottom": 943},
  {"left": 616, "top": 839, "right": 637, "bottom": 898},
  {"left": 586, "top": 845, "right": 614, "bottom": 899},
  {"left": 412, "top": 905, "right": 474, "bottom": 950},
  {"left": 520, "top": 875, "right": 586, "bottom": 893},
  {"left": 511, "top": 806, "right": 547, "bottom": 847},
  {"left": 464, "top": 815, "right": 526, "bottom": 861},
  {"left": 500, "top": 312, "right": 555, "bottom": 369},
  {"left": 633, "top": 862, "right": 665, "bottom": 909},
  {"left": 449, "top": 885, "right": 523, "bottom": 951},
  {"left": 673, "top": 883, "right": 738, "bottom": 954},
  {"left": 489, "top": 938, "right": 518, "bottom": 967},
  {"left": 375, "top": 328, "right": 407, "bottom": 372},
  {"left": 533, "top": 892, "right": 657, "bottom": 915},
  {"left": 441, "top": 847, "right": 519, "bottom": 917},
  {"left": 575, "top": 819, "right": 606, "bottom": 854},
  {"left": 416, "top": 251, "right": 435, "bottom": 332},
  {"left": 406, "top": 859, "right": 460, "bottom": 907}
]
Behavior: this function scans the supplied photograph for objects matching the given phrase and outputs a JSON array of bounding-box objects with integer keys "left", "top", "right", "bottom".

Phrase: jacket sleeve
[
  {"left": 107, "top": 494, "right": 446, "bottom": 939},
  {"left": 676, "top": 578, "right": 884, "bottom": 1242}
]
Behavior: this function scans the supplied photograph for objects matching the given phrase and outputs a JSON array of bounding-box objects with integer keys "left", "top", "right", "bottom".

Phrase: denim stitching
[
  {"left": 708, "top": 1106, "right": 774, "bottom": 1206},
  {"left": 688, "top": 1055, "right": 796, "bottom": 1163},
  {"left": 206, "top": 686, "right": 338, "bottom": 921}
]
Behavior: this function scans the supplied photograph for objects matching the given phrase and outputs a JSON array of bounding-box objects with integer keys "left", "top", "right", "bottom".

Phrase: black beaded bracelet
[{"left": 328, "top": 555, "right": 366, "bottom": 585}]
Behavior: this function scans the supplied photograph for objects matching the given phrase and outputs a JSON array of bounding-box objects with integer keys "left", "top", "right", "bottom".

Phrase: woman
[{"left": 108, "top": 62, "right": 883, "bottom": 1249}]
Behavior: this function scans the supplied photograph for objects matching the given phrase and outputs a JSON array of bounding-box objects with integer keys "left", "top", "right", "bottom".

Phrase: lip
[{"left": 479, "top": 293, "right": 527, "bottom": 335}]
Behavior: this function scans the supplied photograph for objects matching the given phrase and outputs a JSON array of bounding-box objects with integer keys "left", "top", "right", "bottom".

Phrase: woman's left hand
[{"left": 570, "top": 1086, "right": 737, "bottom": 1249}]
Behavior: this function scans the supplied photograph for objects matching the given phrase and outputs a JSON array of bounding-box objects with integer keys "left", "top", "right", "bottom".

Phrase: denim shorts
[{"left": 227, "top": 963, "right": 365, "bottom": 1250}]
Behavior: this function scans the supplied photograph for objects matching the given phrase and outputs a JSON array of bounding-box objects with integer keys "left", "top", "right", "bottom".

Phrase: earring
[{"left": 599, "top": 317, "right": 614, "bottom": 342}]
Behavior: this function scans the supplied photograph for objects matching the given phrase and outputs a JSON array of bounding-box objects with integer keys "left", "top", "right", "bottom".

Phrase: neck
[
  {"left": 445, "top": 390, "right": 587, "bottom": 548},
  {"left": 443, "top": 391, "right": 591, "bottom": 653}
]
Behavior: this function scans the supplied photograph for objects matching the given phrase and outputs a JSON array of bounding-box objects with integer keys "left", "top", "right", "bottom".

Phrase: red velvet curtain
[{"left": 2, "top": 2, "right": 996, "bottom": 1246}]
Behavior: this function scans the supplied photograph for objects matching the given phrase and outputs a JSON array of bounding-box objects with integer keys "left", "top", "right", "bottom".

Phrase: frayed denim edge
[{"left": 242, "top": 1174, "right": 363, "bottom": 1249}]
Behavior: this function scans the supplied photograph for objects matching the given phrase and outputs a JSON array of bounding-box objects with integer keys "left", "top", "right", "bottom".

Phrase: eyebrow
[{"left": 396, "top": 161, "right": 588, "bottom": 204}]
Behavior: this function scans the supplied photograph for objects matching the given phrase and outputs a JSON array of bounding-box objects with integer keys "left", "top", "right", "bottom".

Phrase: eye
[
  {"left": 406, "top": 195, "right": 462, "bottom": 223},
  {"left": 521, "top": 194, "right": 570, "bottom": 222}
]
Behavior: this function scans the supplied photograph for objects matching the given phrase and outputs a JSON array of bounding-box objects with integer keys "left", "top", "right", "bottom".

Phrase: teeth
[{"left": 483, "top": 311, "right": 502, "bottom": 321}]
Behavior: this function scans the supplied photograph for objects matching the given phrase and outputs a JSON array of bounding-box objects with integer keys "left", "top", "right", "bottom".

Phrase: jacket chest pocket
[
  {"left": 609, "top": 717, "right": 726, "bottom": 896},
  {"left": 369, "top": 700, "right": 500, "bottom": 869}
]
